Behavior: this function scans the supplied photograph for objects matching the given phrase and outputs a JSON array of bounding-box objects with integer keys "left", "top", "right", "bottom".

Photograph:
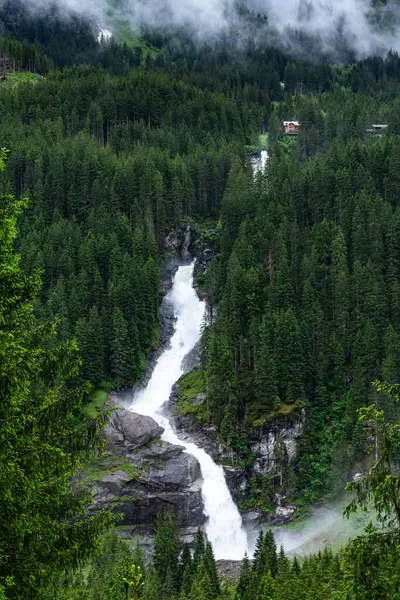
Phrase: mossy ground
[
  {"left": 176, "top": 368, "right": 209, "bottom": 425},
  {"left": 1, "top": 72, "right": 41, "bottom": 86},
  {"left": 82, "top": 453, "right": 138, "bottom": 484},
  {"left": 272, "top": 399, "right": 305, "bottom": 417},
  {"left": 81, "top": 389, "right": 109, "bottom": 421}
]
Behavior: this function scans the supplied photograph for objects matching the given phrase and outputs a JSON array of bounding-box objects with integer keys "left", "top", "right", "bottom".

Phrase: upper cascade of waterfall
[
  {"left": 97, "top": 27, "right": 112, "bottom": 43},
  {"left": 251, "top": 149, "right": 269, "bottom": 175},
  {"left": 130, "top": 263, "right": 248, "bottom": 560}
]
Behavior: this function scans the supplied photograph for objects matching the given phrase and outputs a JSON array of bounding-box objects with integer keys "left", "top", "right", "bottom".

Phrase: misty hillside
[
  {"left": 1, "top": 1, "right": 400, "bottom": 599},
  {"left": 3, "top": 0, "right": 400, "bottom": 63}
]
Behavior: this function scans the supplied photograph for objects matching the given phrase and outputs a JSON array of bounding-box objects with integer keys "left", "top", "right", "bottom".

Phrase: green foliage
[
  {"left": 175, "top": 368, "right": 209, "bottom": 424},
  {"left": 0, "top": 160, "right": 113, "bottom": 598},
  {"left": 86, "top": 533, "right": 137, "bottom": 600},
  {"left": 81, "top": 389, "right": 109, "bottom": 421},
  {"left": 3, "top": 71, "right": 42, "bottom": 85},
  {"left": 121, "top": 564, "right": 144, "bottom": 599},
  {"left": 342, "top": 382, "right": 400, "bottom": 598},
  {"left": 4, "top": 9, "right": 400, "bottom": 597},
  {"left": 153, "top": 510, "right": 180, "bottom": 599},
  {"left": 200, "top": 72, "right": 400, "bottom": 502}
]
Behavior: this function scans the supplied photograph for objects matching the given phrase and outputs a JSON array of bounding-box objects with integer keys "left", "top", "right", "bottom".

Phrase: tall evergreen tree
[{"left": 0, "top": 154, "right": 113, "bottom": 598}]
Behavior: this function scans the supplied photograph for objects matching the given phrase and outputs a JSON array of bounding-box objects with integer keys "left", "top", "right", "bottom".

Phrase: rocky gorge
[
  {"left": 84, "top": 226, "right": 307, "bottom": 557},
  {"left": 169, "top": 381, "right": 304, "bottom": 531},
  {"left": 86, "top": 388, "right": 304, "bottom": 557}
]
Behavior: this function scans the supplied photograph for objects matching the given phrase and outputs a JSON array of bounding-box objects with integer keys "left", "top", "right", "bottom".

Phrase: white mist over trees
[{"left": 8, "top": 0, "right": 400, "bottom": 57}]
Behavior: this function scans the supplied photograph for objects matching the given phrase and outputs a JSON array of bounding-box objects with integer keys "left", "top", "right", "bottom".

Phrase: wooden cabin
[
  {"left": 283, "top": 121, "right": 301, "bottom": 136},
  {"left": 367, "top": 124, "right": 388, "bottom": 136}
]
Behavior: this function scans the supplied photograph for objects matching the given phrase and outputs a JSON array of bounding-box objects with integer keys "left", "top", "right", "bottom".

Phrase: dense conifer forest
[{"left": 2, "top": 2, "right": 400, "bottom": 598}]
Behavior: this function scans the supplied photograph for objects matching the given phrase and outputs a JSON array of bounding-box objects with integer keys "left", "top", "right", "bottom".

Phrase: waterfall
[
  {"left": 129, "top": 263, "right": 248, "bottom": 560},
  {"left": 251, "top": 149, "right": 269, "bottom": 174},
  {"left": 97, "top": 27, "right": 112, "bottom": 42}
]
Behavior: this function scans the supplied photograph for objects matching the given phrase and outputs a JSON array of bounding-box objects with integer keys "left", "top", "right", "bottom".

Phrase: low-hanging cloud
[
  {"left": 259, "top": 0, "right": 400, "bottom": 58},
  {"left": 7, "top": 0, "right": 400, "bottom": 58}
]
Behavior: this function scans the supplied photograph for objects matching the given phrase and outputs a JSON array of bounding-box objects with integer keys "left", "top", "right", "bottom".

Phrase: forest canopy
[{"left": 1, "top": 4, "right": 400, "bottom": 598}]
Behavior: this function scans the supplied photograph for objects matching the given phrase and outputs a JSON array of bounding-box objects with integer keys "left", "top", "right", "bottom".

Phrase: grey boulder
[{"left": 104, "top": 409, "right": 164, "bottom": 450}]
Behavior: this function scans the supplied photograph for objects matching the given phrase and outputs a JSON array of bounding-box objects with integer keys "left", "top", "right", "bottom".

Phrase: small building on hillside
[
  {"left": 367, "top": 124, "right": 388, "bottom": 136},
  {"left": 283, "top": 121, "right": 302, "bottom": 136}
]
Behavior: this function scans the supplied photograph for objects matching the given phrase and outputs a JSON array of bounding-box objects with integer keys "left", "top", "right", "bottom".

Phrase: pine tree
[
  {"left": 0, "top": 155, "right": 113, "bottom": 598},
  {"left": 252, "top": 531, "right": 264, "bottom": 573},
  {"left": 193, "top": 528, "right": 206, "bottom": 572},
  {"left": 256, "top": 571, "right": 276, "bottom": 600},
  {"left": 262, "top": 530, "right": 278, "bottom": 578},
  {"left": 178, "top": 544, "right": 193, "bottom": 593},
  {"left": 331, "top": 229, "right": 350, "bottom": 348},
  {"left": 143, "top": 563, "right": 163, "bottom": 600},
  {"left": 256, "top": 318, "right": 280, "bottom": 414},
  {"left": 111, "top": 307, "right": 134, "bottom": 388},
  {"left": 153, "top": 510, "right": 179, "bottom": 597},
  {"left": 291, "top": 556, "right": 301, "bottom": 576},
  {"left": 201, "top": 542, "right": 220, "bottom": 598},
  {"left": 189, "top": 572, "right": 215, "bottom": 600},
  {"left": 274, "top": 309, "right": 304, "bottom": 404},
  {"left": 236, "top": 553, "right": 252, "bottom": 599}
]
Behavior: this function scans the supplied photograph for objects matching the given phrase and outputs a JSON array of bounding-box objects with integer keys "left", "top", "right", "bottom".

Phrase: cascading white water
[
  {"left": 251, "top": 149, "right": 269, "bottom": 174},
  {"left": 129, "top": 263, "right": 248, "bottom": 560},
  {"left": 97, "top": 27, "right": 112, "bottom": 42}
]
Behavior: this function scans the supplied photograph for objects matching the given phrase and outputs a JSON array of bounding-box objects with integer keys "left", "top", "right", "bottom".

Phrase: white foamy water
[
  {"left": 97, "top": 27, "right": 112, "bottom": 43},
  {"left": 130, "top": 263, "right": 248, "bottom": 560},
  {"left": 251, "top": 149, "right": 269, "bottom": 174}
]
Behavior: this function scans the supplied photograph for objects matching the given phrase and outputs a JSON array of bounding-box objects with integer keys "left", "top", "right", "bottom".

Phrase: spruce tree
[
  {"left": 0, "top": 156, "right": 113, "bottom": 598},
  {"left": 257, "top": 318, "right": 280, "bottom": 414},
  {"left": 193, "top": 528, "right": 206, "bottom": 572},
  {"left": 252, "top": 531, "right": 264, "bottom": 573},
  {"left": 153, "top": 510, "right": 179, "bottom": 598},
  {"left": 236, "top": 553, "right": 252, "bottom": 599},
  {"left": 178, "top": 544, "right": 193, "bottom": 593},
  {"left": 262, "top": 530, "right": 278, "bottom": 578},
  {"left": 111, "top": 307, "right": 134, "bottom": 388},
  {"left": 256, "top": 571, "right": 276, "bottom": 600},
  {"left": 201, "top": 542, "right": 220, "bottom": 598}
]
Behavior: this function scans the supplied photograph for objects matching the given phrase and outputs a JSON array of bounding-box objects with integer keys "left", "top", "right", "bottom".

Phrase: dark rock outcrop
[
  {"left": 168, "top": 380, "right": 304, "bottom": 524},
  {"left": 181, "top": 225, "right": 193, "bottom": 260},
  {"left": 91, "top": 407, "right": 205, "bottom": 531},
  {"left": 123, "top": 482, "right": 204, "bottom": 528},
  {"left": 137, "top": 449, "right": 201, "bottom": 490},
  {"left": 165, "top": 225, "right": 194, "bottom": 260},
  {"left": 104, "top": 409, "right": 164, "bottom": 450},
  {"left": 216, "top": 560, "right": 242, "bottom": 581}
]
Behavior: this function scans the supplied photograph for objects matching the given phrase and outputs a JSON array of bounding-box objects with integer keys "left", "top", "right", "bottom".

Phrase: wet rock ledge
[{"left": 87, "top": 400, "right": 205, "bottom": 541}]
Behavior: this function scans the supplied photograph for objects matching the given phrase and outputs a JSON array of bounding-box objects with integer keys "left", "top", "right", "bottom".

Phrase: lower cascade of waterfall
[{"left": 129, "top": 263, "right": 248, "bottom": 560}]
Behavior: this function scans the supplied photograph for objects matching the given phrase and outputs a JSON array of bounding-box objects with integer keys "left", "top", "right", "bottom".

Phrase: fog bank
[{"left": 12, "top": 0, "right": 400, "bottom": 58}]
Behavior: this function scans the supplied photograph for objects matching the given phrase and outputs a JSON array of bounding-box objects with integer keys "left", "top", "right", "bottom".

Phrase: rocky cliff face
[
  {"left": 250, "top": 415, "right": 304, "bottom": 478},
  {"left": 169, "top": 381, "right": 304, "bottom": 525},
  {"left": 89, "top": 402, "right": 205, "bottom": 539},
  {"left": 165, "top": 225, "right": 194, "bottom": 260}
]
